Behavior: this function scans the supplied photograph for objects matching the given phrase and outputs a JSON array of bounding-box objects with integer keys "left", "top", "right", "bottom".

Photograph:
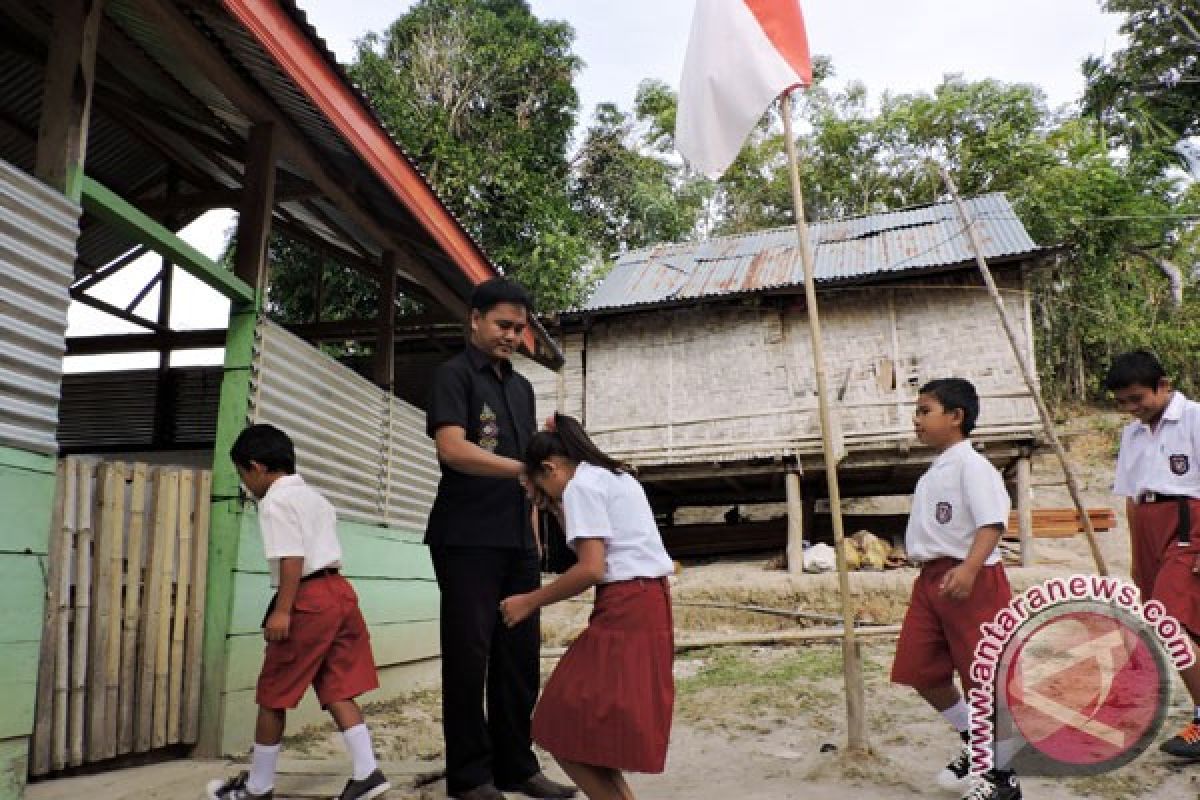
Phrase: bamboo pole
[
  {"left": 780, "top": 90, "right": 868, "bottom": 753},
  {"left": 69, "top": 459, "right": 95, "bottom": 767},
  {"left": 118, "top": 462, "right": 148, "bottom": 754},
  {"left": 153, "top": 470, "right": 180, "bottom": 748},
  {"left": 136, "top": 469, "right": 165, "bottom": 752},
  {"left": 51, "top": 459, "right": 77, "bottom": 771},
  {"left": 102, "top": 462, "right": 127, "bottom": 759},
  {"left": 86, "top": 464, "right": 114, "bottom": 761},
  {"left": 168, "top": 469, "right": 195, "bottom": 744},
  {"left": 182, "top": 470, "right": 212, "bottom": 743},
  {"left": 31, "top": 460, "right": 68, "bottom": 777},
  {"left": 938, "top": 166, "right": 1108, "bottom": 575}
]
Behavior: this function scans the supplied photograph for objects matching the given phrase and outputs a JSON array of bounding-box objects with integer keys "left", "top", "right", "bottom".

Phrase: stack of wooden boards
[{"left": 1004, "top": 507, "right": 1118, "bottom": 539}]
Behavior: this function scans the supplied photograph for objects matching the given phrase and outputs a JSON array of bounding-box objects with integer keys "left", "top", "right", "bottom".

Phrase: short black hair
[
  {"left": 1104, "top": 350, "right": 1166, "bottom": 391},
  {"left": 230, "top": 423, "right": 296, "bottom": 474},
  {"left": 919, "top": 377, "right": 980, "bottom": 436},
  {"left": 470, "top": 277, "right": 533, "bottom": 315}
]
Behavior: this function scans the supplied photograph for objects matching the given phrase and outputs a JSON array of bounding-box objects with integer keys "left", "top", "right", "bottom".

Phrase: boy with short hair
[
  {"left": 206, "top": 423, "right": 390, "bottom": 800},
  {"left": 1106, "top": 350, "right": 1200, "bottom": 758},
  {"left": 890, "top": 378, "right": 1021, "bottom": 800}
]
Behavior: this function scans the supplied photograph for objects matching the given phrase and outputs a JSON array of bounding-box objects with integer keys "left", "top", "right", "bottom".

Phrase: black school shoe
[
  {"left": 497, "top": 771, "right": 578, "bottom": 798},
  {"left": 961, "top": 769, "right": 1021, "bottom": 800},
  {"left": 337, "top": 768, "right": 391, "bottom": 799},
  {"left": 206, "top": 771, "right": 274, "bottom": 800},
  {"left": 937, "top": 733, "right": 972, "bottom": 792},
  {"left": 1160, "top": 719, "right": 1200, "bottom": 759}
]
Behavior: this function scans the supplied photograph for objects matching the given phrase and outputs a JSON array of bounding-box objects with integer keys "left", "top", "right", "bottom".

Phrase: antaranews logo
[{"left": 968, "top": 575, "right": 1194, "bottom": 777}]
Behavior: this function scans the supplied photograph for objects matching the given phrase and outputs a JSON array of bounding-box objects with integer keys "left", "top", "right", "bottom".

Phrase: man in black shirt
[{"left": 425, "top": 279, "right": 576, "bottom": 800}]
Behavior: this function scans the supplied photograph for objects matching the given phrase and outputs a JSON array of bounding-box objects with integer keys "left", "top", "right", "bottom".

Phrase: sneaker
[
  {"left": 1160, "top": 719, "right": 1200, "bottom": 759},
  {"left": 206, "top": 771, "right": 274, "bottom": 800},
  {"left": 961, "top": 769, "right": 1021, "bottom": 800},
  {"left": 936, "top": 739, "right": 972, "bottom": 792},
  {"left": 337, "top": 768, "right": 391, "bottom": 799}
]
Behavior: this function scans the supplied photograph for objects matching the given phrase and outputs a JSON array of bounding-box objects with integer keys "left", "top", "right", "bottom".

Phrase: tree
[{"left": 350, "top": 0, "right": 594, "bottom": 310}]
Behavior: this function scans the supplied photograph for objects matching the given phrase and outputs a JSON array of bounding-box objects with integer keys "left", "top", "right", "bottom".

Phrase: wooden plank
[
  {"left": 135, "top": 469, "right": 166, "bottom": 753},
  {"left": 118, "top": 463, "right": 148, "bottom": 755},
  {"left": 51, "top": 461, "right": 77, "bottom": 771},
  {"left": 182, "top": 470, "right": 212, "bottom": 744},
  {"left": 152, "top": 471, "right": 180, "bottom": 749},
  {"left": 30, "top": 461, "right": 67, "bottom": 777},
  {"left": 235, "top": 514, "right": 433, "bottom": 579},
  {"left": 167, "top": 470, "right": 194, "bottom": 744},
  {"left": 102, "top": 463, "right": 127, "bottom": 760},
  {"left": 0, "top": 463, "right": 59, "bottom": 554},
  {"left": 68, "top": 459, "right": 95, "bottom": 767},
  {"left": 0, "top": 641, "right": 41, "bottom": 739},
  {"left": 86, "top": 464, "right": 114, "bottom": 761},
  {"left": 0, "top": 735, "right": 30, "bottom": 799}
]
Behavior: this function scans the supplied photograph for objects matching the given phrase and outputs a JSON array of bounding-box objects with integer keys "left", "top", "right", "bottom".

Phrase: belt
[
  {"left": 1136, "top": 492, "right": 1193, "bottom": 547},
  {"left": 300, "top": 566, "right": 340, "bottom": 582}
]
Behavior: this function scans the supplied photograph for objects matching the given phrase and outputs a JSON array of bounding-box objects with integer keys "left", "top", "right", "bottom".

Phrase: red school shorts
[
  {"left": 256, "top": 573, "right": 379, "bottom": 710},
  {"left": 1131, "top": 498, "right": 1200, "bottom": 637},
  {"left": 891, "top": 558, "right": 1013, "bottom": 691}
]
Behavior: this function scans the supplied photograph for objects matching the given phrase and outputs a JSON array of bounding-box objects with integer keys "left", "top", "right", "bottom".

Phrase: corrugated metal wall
[
  {"left": 249, "top": 320, "right": 438, "bottom": 530},
  {"left": 0, "top": 159, "right": 79, "bottom": 455}
]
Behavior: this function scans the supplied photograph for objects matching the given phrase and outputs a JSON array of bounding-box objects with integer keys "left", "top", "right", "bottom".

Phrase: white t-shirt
[
  {"left": 561, "top": 462, "right": 675, "bottom": 583},
  {"left": 258, "top": 474, "right": 342, "bottom": 587},
  {"left": 906, "top": 440, "right": 1010, "bottom": 565},
  {"left": 1113, "top": 392, "right": 1200, "bottom": 499}
]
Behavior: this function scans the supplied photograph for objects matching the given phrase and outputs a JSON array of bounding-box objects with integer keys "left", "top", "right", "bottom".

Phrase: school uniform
[
  {"left": 1113, "top": 391, "right": 1200, "bottom": 636},
  {"left": 891, "top": 440, "right": 1013, "bottom": 691},
  {"left": 425, "top": 346, "right": 542, "bottom": 794},
  {"left": 254, "top": 474, "right": 378, "bottom": 710},
  {"left": 531, "top": 462, "right": 676, "bottom": 773}
]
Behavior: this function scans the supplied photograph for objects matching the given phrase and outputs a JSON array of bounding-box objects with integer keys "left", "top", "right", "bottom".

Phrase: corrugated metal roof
[{"left": 583, "top": 193, "right": 1040, "bottom": 312}]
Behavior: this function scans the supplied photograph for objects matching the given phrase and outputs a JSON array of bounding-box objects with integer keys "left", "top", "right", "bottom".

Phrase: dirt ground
[{"left": 26, "top": 409, "right": 1200, "bottom": 799}]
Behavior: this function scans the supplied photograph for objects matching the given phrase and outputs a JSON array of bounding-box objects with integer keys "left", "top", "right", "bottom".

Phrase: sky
[{"left": 66, "top": 0, "right": 1126, "bottom": 370}]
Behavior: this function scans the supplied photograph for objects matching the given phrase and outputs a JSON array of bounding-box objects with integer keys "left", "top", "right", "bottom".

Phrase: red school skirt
[
  {"left": 1132, "top": 498, "right": 1200, "bottom": 637},
  {"left": 532, "top": 577, "right": 674, "bottom": 773}
]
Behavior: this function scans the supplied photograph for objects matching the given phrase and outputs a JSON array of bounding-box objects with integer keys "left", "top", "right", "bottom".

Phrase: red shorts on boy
[
  {"left": 1132, "top": 498, "right": 1200, "bottom": 637},
  {"left": 256, "top": 573, "right": 378, "bottom": 710},
  {"left": 891, "top": 558, "right": 1012, "bottom": 691}
]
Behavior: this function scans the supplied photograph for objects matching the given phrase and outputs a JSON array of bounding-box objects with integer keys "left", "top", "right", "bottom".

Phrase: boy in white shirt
[
  {"left": 890, "top": 379, "right": 1020, "bottom": 800},
  {"left": 206, "top": 424, "right": 389, "bottom": 800},
  {"left": 1106, "top": 350, "right": 1200, "bottom": 759}
]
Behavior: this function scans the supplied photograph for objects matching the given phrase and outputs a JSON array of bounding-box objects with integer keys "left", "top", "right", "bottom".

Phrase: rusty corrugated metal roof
[{"left": 583, "top": 193, "right": 1040, "bottom": 312}]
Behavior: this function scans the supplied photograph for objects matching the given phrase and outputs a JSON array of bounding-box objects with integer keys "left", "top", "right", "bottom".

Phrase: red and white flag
[{"left": 676, "top": 0, "right": 812, "bottom": 179}]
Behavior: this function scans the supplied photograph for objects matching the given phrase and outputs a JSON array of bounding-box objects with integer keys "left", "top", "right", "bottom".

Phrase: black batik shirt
[{"left": 424, "top": 345, "right": 537, "bottom": 549}]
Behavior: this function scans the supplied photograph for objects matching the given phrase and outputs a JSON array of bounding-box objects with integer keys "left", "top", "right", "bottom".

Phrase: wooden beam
[
  {"left": 69, "top": 290, "right": 167, "bottom": 333},
  {"left": 70, "top": 245, "right": 148, "bottom": 293},
  {"left": 79, "top": 175, "right": 254, "bottom": 303},
  {"left": 128, "top": 0, "right": 469, "bottom": 318},
  {"left": 374, "top": 251, "right": 397, "bottom": 390},
  {"left": 233, "top": 123, "right": 278, "bottom": 302},
  {"left": 35, "top": 0, "right": 106, "bottom": 199},
  {"left": 786, "top": 471, "right": 804, "bottom": 575},
  {"left": 66, "top": 330, "right": 227, "bottom": 356}
]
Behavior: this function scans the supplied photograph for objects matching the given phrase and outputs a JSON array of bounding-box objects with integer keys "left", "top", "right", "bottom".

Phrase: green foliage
[{"left": 349, "top": 0, "right": 593, "bottom": 310}]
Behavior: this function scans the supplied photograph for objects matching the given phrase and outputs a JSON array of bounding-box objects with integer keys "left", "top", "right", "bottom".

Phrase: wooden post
[
  {"left": 374, "top": 251, "right": 398, "bottom": 391},
  {"left": 35, "top": 0, "right": 106, "bottom": 200},
  {"left": 939, "top": 166, "right": 1108, "bottom": 575},
  {"left": 1016, "top": 454, "right": 1034, "bottom": 567},
  {"left": 780, "top": 91, "right": 868, "bottom": 753},
  {"left": 785, "top": 471, "right": 805, "bottom": 574},
  {"left": 233, "top": 123, "right": 278, "bottom": 301}
]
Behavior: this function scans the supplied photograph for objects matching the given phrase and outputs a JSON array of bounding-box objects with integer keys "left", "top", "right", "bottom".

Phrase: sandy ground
[{"left": 26, "top": 409, "right": 1200, "bottom": 799}]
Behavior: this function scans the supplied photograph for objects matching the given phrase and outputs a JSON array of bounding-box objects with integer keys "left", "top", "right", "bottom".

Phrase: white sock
[
  {"left": 941, "top": 700, "right": 970, "bottom": 734},
  {"left": 247, "top": 742, "right": 281, "bottom": 794},
  {"left": 342, "top": 723, "right": 379, "bottom": 781}
]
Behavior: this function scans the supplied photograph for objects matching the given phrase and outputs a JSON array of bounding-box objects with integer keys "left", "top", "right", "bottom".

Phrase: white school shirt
[
  {"left": 258, "top": 474, "right": 342, "bottom": 587},
  {"left": 1113, "top": 391, "right": 1200, "bottom": 499},
  {"left": 561, "top": 462, "right": 675, "bottom": 583},
  {"left": 906, "top": 440, "right": 1010, "bottom": 565}
]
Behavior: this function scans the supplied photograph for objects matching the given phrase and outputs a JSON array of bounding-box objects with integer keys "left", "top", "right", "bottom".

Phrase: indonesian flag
[{"left": 676, "top": 0, "right": 813, "bottom": 179}]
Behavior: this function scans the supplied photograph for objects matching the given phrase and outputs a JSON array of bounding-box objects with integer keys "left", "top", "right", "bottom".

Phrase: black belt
[
  {"left": 300, "top": 566, "right": 340, "bottom": 582},
  {"left": 1137, "top": 492, "right": 1193, "bottom": 546}
]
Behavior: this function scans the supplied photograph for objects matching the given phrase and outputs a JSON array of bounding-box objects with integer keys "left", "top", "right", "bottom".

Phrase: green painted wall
[
  {"left": 0, "top": 446, "right": 57, "bottom": 800},
  {"left": 218, "top": 512, "right": 440, "bottom": 754}
]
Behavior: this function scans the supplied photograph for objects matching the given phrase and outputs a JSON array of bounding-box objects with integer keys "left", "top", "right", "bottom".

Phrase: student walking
[
  {"left": 206, "top": 424, "right": 389, "bottom": 800},
  {"left": 500, "top": 414, "right": 675, "bottom": 800},
  {"left": 890, "top": 379, "right": 1021, "bottom": 800}
]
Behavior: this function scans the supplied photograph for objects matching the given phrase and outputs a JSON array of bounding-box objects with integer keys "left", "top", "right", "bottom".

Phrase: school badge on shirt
[
  {"left": 479, "top": 403, "right": 500, "bottom": 452},
  {"left": 936, "top": 501, "right": 954, "bottom": 524},
  {"left": 1170, "top": 454, "right": 1190, "bottom": 475}
]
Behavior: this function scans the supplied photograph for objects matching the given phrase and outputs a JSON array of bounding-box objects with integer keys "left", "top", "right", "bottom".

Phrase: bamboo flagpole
[
  {"left": 780, "top": 91, "right": 868, "bottom": 752},
  {"left": 938, "top": 166, "right": 1108, "bottom": 575}
]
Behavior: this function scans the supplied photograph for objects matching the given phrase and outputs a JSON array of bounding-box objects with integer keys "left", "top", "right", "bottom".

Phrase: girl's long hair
[{"left": 524, "top": 413, "right": 630, "bottom": 475}]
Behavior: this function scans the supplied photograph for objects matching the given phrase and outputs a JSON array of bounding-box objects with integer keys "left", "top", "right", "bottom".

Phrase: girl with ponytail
[{"left": 499, "top": 414, "right": 675, "bottom": 800}]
